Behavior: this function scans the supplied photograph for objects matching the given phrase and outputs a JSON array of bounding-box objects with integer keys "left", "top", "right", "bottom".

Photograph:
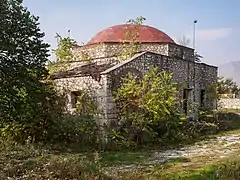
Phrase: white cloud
[
  {"left": 196, "top": 28, "right": 232, "bottom": 41},
  {"left": 172, "top": 27, "right": 232, "bottom": 46}
]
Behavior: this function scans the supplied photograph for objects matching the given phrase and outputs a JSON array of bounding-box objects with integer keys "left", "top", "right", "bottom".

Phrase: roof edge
[
  {"left": 101, "top": 52, "right": 147, "bottom": 75},
  {"left": 101, "top": 51, "right": 218, "bottom": 75}
]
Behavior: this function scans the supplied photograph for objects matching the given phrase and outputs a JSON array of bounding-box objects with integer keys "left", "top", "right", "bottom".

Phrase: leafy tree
[
  {"left": 113, "top": 67, "right": 182, "bottom": 144},
  {"left": 0, "top": 0, "right": 63, "bottom": 141},
  {"left": 49, "top": 33, "right": 93, "bottom": 74},
  {"left": 217, "top": 76, "right": 240, "bottom": 96},
  {"left": 53, "top": 33, "right": 77, "bottom": 62},
  {"left": 48, "top": 33, "right": 77, "bottom": 74},
  {"left": 120, "top": 16, "right": 146, "bottom": 59}
]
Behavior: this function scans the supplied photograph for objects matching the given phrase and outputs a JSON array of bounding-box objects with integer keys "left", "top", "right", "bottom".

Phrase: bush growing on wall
[
  {"left": 75, "top": 89, "right": 100, "bottom": 117},
  {"left": 112, "top": 67, "right": 184, "bottom": 146}
]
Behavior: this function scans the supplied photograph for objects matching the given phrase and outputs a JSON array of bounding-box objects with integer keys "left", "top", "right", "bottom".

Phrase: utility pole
[
  {"left": 68, "top": 29, "right": 71, "bottom": 38},
  {"left": 193, "top": 20, "right": 197, "bottom": 119},
  {"left": 193, "top": 20, "right": 197, "bottom": 50}
]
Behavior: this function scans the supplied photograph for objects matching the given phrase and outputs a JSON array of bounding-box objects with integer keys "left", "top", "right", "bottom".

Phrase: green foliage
[
  {"left": 75, "top": 89, "right": 100, "bottom": 117},
  {"left": 0, "top": 85, "right": 67, "bottom": 142},
  {"left": 0, "top": 0, "right": 69, "bottom": 143},
  {"left": 217, "top": 156, "right": 240, "bottom": 179},
  {"left": 49, "top": 33, "right": 93, "bottom": 74},
  {"left": 0, "top": 0, "right": 49, "bottom": 121},
  {"left": 112, "top": 67, "right": 183, "bottom": 145},
  {"left": 217, "top": 76, "right": 240, "bottom": 97},
  {"left": 52, "top": 115, "right": 98, "bottom": 146},
  {"left": 100, "top": 151, "right": 151, "bottom": 166},
  {"left": 204, "top": 83, "right": 219, "bottom": 108},
  {"left": 126, "top": 16, "right": 146, "bottom": 25},
  {"left": 48, "top": 33, "right": 78, "bottom": 74},
  {"left": 0, "top": 140, "right": 111, "bottom": 180},
  {"left": 115, "top": 67, "right": 179, "bottom": 121},
  {"left": 148, "top": 157, "right": 240, "bottom": 180},
  {"left": 53, "top": 33, "right": 77, "bottom": 62},
  {"left": 120, "top": 16, "right": 146, "bottom": 59}
]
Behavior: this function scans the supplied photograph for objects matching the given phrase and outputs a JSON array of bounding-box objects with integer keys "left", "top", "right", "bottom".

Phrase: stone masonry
[
  {"left": 52, "top": 24, "right": 218, "bottom": 125},
  {"left": 219, "top": 98, "right": 240, "bottom": 109}
]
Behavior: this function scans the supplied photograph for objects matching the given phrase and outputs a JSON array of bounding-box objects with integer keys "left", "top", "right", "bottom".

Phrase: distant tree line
[{"left": 217, "top": 77, "right": 240, "bottom": 98}]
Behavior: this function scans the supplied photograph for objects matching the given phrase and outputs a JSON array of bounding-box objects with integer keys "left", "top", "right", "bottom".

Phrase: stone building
[{"left": 52, "top": 24, "right": 218, "bottom": 124}]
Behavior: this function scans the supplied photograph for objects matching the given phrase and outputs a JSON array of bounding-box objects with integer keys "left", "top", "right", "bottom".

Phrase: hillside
[{"left": 218, "top": 61, "right": 240, "bottom": 84}]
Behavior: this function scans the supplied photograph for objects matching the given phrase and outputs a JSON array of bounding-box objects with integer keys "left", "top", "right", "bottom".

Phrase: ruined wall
[
  {"left": 53, "top": 74, "right": 109, "bottom": 124},
  {"left": 218, "top": 98, "right": 240, "bottom": 109},
  {"left": 69, "top": 42, "right": 194, "bottom": 69},
  {"left": 72, "top": 43, "right": 169, "bottom": 59},
  {"left": 103, "top": 52, "right": 217, "bottom": 122},
  {"left": 54, "top": 43, "right": 216, "bottom": 123},
  {"left": 199, "top": 63, "right": 218, "bottom": 109},
  {"left": 168, "top": 43, "right": 194, "bottom": 61}
]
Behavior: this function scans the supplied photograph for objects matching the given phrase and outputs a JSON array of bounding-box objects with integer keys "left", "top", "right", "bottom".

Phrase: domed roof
[{"left": 87, "top": 24, "right": 175, "bottom": 45}]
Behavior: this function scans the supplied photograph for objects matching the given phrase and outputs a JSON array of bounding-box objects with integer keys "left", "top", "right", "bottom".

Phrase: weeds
[{"left": 0, "top": 140, "right": 111, "bottom": 180}]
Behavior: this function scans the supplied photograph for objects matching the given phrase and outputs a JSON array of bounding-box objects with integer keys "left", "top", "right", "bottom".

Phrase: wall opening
[
  {"left": 200, "top": 89, "right": 206, "bottom": 107},
  {"left": 71, "top": 90, "right": 98, "bottom": 116},
  {"left": 71, "top": 91, "right": 80, "bottom": 109},
  {"left": 183, "top": 88, "right": 193, "bottom": 115},
  {"left": 183, "top": 89, "right": 188, "bottom": 115}
]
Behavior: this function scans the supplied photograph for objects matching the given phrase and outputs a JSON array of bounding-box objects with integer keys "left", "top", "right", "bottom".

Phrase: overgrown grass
[
  {"left": 146, "top": 154, "right": 240, "bottom": 180},
  {"left": 0, "top": 140, "right": 152, "bottom": 179},
  {"left": 0, "top": 140, "right": 111, "bottom": 180},
  {"left": 100, "top": 151, "right": 152, "bottom": 166},
  {"left": 118, "top": 153, "right": 240, "bottom": 180},
  {"left": 150, "top": 164, "right": 220, "bottom": 180},
  {"left": 1, "top": 110, "right": 240, "bottom": 179}
]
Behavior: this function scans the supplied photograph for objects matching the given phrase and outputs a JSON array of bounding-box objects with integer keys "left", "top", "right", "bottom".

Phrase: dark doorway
[
  {"left": 71, "top": 91, "right": 80, "bottom": 108},
  {"left": 200, "top": 89, "right": 206, "bottom": 107},
  {"left": 183, "top": 89, "right": 188, "bottom": 115}
]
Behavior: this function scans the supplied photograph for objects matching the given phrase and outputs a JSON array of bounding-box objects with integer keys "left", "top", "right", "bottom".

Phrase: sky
[{"left": 23, "top": 0, "right": 240, "bottom": 67}]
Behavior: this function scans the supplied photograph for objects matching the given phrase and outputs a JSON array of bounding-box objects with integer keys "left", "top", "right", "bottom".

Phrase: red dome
[{"left": 87, "top": 24, "right": 175, "bottom": 44}]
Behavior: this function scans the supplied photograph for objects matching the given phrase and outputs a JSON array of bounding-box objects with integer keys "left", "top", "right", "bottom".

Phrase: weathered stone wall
[
  {"left": 218, "top": 98, "right": 240, "bottom": 109},
  {"left": 72, "top": 43, "right": 169, "bottom": 60},
  {"left": 66, "top": 56, "right": 119, "bottom": 70},
  {"left": 168, "top": 43, "right": 194, "bottom": 61},
  {"left": 54, "top": 74, "right": 109, "bottom": 124},
  {"left": 69, "top": 42, "right": 194, "bottom": 69},
  {"left": 103, "top": 52, "right": 217, "bottom": 121},
  {"left": 54, "top": 43, "right": 216, "bottom": 123}
]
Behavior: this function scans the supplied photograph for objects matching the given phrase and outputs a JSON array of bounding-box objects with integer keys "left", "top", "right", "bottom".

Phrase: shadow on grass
[
  {"left": 182, "top": 111, "right": 240, "bottom": 143},
  {"left": 100, "top": 151, "right": 152, "bottom": 166},
  {"left": 217, "top": 111, "right": 240, "bottom": 130}
]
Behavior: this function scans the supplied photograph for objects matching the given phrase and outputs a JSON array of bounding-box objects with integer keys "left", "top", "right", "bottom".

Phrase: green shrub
[
  {"left": 0, "top": 86, "right": 67, "bottom": 143},
  {"left": 0, "top": 0, "right": 66, "bottom": 143},
  {"left": 111, "top": 67, "right": 184, "bottom": 147},
  {"left": 51, "top": 115, "right": 99, "bottom": 147}
]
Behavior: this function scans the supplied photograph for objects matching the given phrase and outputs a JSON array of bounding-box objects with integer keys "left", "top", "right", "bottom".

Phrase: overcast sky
[{"left": 23, "top": 0, "right": 240, "bottom": 67}]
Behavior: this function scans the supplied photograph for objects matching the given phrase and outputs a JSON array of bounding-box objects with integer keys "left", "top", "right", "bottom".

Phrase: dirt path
[{"left": 104, "top": 131, "right": 240, "bottom": 176}]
